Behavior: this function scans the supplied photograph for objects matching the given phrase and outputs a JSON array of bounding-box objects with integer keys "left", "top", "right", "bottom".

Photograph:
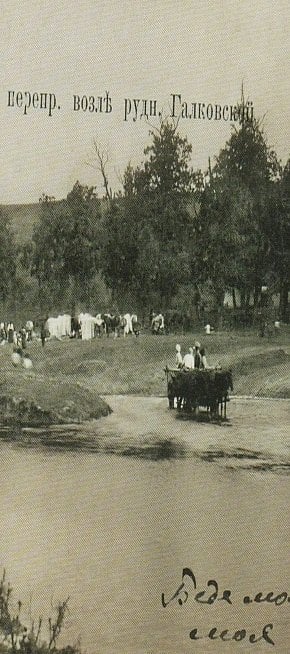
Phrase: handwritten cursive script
[
  {"left": 189, "top": 623, "right": 274, "bottom": 646},
  {"left": 161, "top": 568, "right": 290, "bottom": 646}
]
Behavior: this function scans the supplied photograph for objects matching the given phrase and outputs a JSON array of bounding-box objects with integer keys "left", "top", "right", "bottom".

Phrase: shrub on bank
[{"left": 0, "top": 570, "right": 81, "bottom": 653}]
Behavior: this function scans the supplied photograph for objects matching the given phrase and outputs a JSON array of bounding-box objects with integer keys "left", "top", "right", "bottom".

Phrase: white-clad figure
[
  {"left": 175, "top": 344, "right": 183, "bottom": 368},
  {"left": 26, "top": 320, "right": 34, "bottom": 341},
  {"left": 11, "top": 351, "right": 22, "bottom": 366},
  {"left": 159, "top": 313, "right": 165, "bottom": 331},
  {"left": 22, "top": 355, "right": 33, "bottom": 369},
  {"left": 123, "top": 313, "right": 133, "bottom": 336},
  {"left": 182, "top": 347, "right": 195, "bottom": 370}
]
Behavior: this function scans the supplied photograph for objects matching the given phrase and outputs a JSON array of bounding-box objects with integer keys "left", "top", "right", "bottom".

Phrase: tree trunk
[
  {"left": 279, "top": 281, "right": 289, "bottom": 322},
  {"left": 245, "top": 289, "right": 251, "bottom": 310},
  {"left": 215, "top": 288, "right": 225, "bottom": 329},
  {"left": 232, "top": 288, "right": 237, "bottom": 309},
  {"left": 70, "top": 299, "right": 76, "bottom": 317},
  {"left": 253, "top": 284, "right": 260, "bottom": 308},
  {"left": 240, "top": 288, "right": 245, "bottom": 309}
]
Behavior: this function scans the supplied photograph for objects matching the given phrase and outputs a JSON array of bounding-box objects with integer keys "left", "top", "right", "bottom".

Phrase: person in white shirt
[
  {"left": 175, "top": 344, "right": 183, "bottom": 368},
  {"left": 182, "top": 347, "right": 195, "bottom": 370}
]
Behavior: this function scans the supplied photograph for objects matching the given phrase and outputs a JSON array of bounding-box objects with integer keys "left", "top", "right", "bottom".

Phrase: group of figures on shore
[
  {"left": 70, "top": 312, "right": 141, "bottom": 339},
  {"left": 0, "top": 313, "right": 142, "bottom": 349},
  {"left": 150, "top": 310, "right": 214, "bottom": 337},
  {"left": 0, "top": 320, "right": 33, "bottom": 350},
  {"left": 0, "top": 312, "right": 215, "bottom": 350},
  {"left": 0, "top": 321, "right": 34, "bottom": 369}
]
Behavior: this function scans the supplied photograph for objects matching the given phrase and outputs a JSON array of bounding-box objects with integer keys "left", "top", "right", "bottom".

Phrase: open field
[{"left": 0, "top": 327, "right": 289, "bottom": 425}]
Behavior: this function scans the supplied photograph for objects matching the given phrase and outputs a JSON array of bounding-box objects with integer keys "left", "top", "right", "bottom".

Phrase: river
[{"left": 0, "top": 397, "right": 289, "bottom": 653}]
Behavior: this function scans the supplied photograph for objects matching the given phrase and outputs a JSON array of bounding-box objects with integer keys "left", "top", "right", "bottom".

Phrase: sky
[{"left": 0, "top": 0, "right": 289, "bottom": 204}]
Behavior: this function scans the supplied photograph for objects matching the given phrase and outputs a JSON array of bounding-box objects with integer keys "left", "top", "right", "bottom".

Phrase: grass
[
  {"left": 0, "top": 327, "right": 289, "bottom": 425},
  {"left": 0, "top": 569, "right": 81, "bottom": 653},
  {"left": 35, "top": 328, "right": 290, "bottom": 397},
  {"left": 0, "top": 346, "right": 111, "bottom": 425}
]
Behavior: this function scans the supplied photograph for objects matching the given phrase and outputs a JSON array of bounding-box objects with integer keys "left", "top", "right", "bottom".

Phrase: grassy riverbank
[
  {"left": 35, "top": 328, "right": 290, "bottom": 394},
  {"left": 0, "top": 328, "right": 289, "bottom": 425},
  {"left": 0, "top": 349, "right": 112, "bottom": 425}
]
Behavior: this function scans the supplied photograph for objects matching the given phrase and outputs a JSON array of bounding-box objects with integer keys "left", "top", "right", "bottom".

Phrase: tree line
[{"left": 1, "top": 96, "right": 289, "bottom": 327}]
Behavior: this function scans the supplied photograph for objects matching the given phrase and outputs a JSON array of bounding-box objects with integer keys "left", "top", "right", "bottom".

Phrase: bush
[{"left": 0, "top": 570, "right": 81, "bottom": 653}]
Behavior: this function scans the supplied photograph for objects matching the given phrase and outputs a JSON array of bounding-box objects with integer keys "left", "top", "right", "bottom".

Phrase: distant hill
[
  {"left": 2, "top": 196, "right": 104, "bottom": 245},
  {"left": 1, "top": 203, "right": 42, "bottom": 244}
]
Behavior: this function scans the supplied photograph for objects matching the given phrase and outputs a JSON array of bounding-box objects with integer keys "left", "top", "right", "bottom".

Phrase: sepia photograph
[{"left": 0, "top": 1, "right": 289, "bottom": 652}]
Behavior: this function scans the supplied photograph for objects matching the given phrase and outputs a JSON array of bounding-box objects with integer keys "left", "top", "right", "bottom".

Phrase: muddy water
[{"left": 0, "top": 398, "right": 289, "bottom": 653}]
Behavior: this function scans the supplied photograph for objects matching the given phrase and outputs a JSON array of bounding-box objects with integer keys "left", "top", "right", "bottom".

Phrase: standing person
[
  {"left": 7, "top": 322, "right": 14, "bottom": 344},
  {"left": 194, "top": 341, "right": 202, "bottom": 369},
  {"left": 0, "top": 323, "right": 6, "bottom": 342},
  {"left": 182, "top": 347, "right": 195, "bottom": 370},
  {"left": 200, "top": 347, "right": 209, "bottom": 369},
  {"left": 20, "top": 327, "right": 27, "bottom": 350},
  {"left": 40, "top": 322, "right": 46, "bottom": 347},
  {"left": 175, "top": 344, "right": 183, "bottom": 368},
  {"left": 26, "top": 320, "right": 34, "bottom": 341}
]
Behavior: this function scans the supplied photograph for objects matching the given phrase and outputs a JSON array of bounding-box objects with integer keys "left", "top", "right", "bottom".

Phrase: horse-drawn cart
[{"left": 165, "top": 367, "right": 233, "bottom": 421}]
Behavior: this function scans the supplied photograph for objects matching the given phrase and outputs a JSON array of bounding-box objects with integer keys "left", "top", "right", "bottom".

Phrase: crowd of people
[
  {"left": 0, "top": 321, "right": 33, "bottom": 349},
  {"left": 1, "top": 312, "right": 217, "bottom": 376},
  {"left": 0, "top": 321, "right": 34, "bottom": 369}
]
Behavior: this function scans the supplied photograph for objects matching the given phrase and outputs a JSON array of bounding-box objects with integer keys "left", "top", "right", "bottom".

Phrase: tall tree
[
  {"left": 195, "top": 97, "right": 280, "bottom": 323},
  {"left": 100, "top": 194, "right": 140, "bottom": 305},
  {"left": 279, "top": 159, "right": 290, "bottom": 320},
  {"left": 31, "top": 182, "right": 101, "bottom": 313},
  {"left": 140, "top": 120, "right": 195, "bottom": 243},
  {"left": 143, "top": 120, "right": 196, "bottom": 306},
  {"left": 0, "top": 208, "right": 16, "bottom": 306},
  {"left": 100, "top": 121, "right": 196, "bottom": 310},
  {"left": 264, "top": 158, "right": 290, "bottom": 320}
]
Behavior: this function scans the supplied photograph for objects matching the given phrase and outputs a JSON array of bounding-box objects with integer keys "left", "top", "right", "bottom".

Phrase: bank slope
[{"left": 0, "top": 370, "right": 111, "bottom": 426}]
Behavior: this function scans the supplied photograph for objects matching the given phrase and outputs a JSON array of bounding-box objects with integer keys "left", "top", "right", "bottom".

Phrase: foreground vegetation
[
  {"left": 0, "top": 570, "right": 80, "bottom": 653},
  {"left": 0, "top": 328, "right": 289, "bottom": 427}
]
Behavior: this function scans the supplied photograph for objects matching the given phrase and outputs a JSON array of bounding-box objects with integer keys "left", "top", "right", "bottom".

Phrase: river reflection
[{"left": 0, "top": 433, "right": 289, "bottom": 653}]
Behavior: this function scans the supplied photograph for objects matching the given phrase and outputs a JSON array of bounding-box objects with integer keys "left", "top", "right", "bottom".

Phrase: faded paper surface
[{"left": 0, "top": 1, "right": 289, "bottom": 652}]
